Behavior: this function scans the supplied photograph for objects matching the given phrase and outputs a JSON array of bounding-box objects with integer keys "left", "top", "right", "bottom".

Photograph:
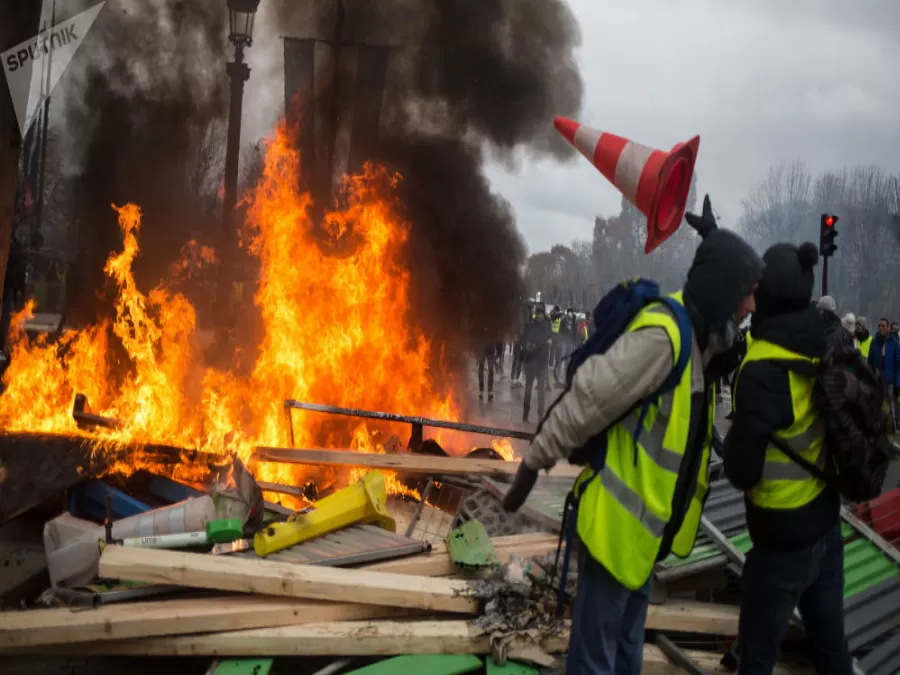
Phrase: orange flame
[{"left": 0, "top": 120, "right": 484, "bottom": 495}]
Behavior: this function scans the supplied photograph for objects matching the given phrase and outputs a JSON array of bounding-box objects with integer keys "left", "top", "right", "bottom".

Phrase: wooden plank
[
  {"left": 98, "top": 546, "right": 480, "bottom": 614},
  {"left": 0, "top": 596, "right": 413, "bottom": 649},
  {"left": 35, "top": 619, "right": 561, "bottom": 657},
  {"left": 19, "top": 620, "right": 812, "bottom": 673},
  {"left": 367, "top": 532, "right": 559, "bottom": 577},
  {"left": 253, "top": 447, "right": 582, "bottom": 479}
]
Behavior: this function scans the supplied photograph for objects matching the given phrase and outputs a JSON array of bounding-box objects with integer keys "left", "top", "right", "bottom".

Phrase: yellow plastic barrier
[{"left": 253, "top": 470, "right": 396, "bottom": 557}]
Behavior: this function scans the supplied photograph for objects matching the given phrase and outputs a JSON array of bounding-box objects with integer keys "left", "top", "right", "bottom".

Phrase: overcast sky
[{"left": 487, "top": 0, "right": 900, "bottom": 254}]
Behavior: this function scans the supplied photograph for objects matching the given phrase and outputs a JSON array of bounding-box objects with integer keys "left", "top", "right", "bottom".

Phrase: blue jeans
[
  {"left": 567, "top": 543, "right": 652, "bottom": 675},
  {"left": 739, "top": 522, "right": 852, "bottom": 675}
]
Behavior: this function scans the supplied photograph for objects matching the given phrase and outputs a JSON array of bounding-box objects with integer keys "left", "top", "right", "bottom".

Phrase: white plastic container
[
  {"left": 109, "top": 495, "right": 216, "bottom": 539},
  {"left": 43, "top": 496, "right": 216, "bottom": 588}
]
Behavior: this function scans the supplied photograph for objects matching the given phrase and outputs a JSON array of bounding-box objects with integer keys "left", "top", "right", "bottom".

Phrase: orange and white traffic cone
[{"left": 554, "top": 117, "right": 700, "bottom": 253}]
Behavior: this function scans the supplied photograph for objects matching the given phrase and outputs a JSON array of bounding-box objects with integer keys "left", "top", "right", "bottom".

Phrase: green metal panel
[
  {"left": 347, "top": 655, "right": 483, "bottom": 675},
  {"left": 841, "top": 523, "right": 899, "bottom": 599},
  {"left": 485, "top": 658, "right": 541, "bottom": 674},
  {"left": 208, "top": 660, "right": 273, "bottom": 675}
]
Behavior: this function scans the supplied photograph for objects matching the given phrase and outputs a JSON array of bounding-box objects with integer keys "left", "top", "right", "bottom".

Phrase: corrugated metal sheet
[
  {"left": 845, "top": 577, "right": 900, "bottom": 652},
  {"left": 704, "top": 479, "right": 747, "bottom": 536},
  {"left": 859, "top": 631, "right": 900, "bottom": 675},
  {"left": 239, "top": 524, "right": 428, "bottom": 566},
  {"left": 843, "top": 524, "right": 899, "bottom": 599}
]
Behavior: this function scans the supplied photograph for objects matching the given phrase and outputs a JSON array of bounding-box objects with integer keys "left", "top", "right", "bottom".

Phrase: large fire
[{"left": 0, "top": 121, "right": 514, "bottom": 496}]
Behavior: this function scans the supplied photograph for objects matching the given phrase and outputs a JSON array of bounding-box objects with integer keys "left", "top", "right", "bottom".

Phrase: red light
[{"left": 825, "top": 216, "right": 834, "bottom": 227}]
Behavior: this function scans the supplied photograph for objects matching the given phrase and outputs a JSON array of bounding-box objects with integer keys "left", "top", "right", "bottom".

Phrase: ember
[{"left": 0, "top": 121, "right": 479, "bottom": 495}]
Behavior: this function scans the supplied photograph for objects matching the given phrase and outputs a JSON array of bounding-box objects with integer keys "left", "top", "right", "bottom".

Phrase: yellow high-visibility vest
[
  {"left": 736, "top": 339, "right": 827, "bottom": 510},
  {"left": 550, "top": 317, "right": 561, "bottom": 333},
  {"left": 575, "top": 291, "right": 713, "bottom": 590},
  {"left": 858, "top": 335, "right": 872, "bottom": 358}
]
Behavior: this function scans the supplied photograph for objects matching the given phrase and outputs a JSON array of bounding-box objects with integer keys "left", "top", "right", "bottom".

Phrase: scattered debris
[{"left": 0, "top": 417, "right": 861, "bottom": 674}]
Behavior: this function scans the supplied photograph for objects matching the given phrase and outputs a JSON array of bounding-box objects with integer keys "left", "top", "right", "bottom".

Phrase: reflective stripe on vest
[
  {"left": 550, "top": 317, "right": 561, "bottom": 333},
  {"left": 737, "top": 339, "right": 828, "bottom": 510},
  {"left": 575, "top": 291, "right": 711, "bottom": 590}
]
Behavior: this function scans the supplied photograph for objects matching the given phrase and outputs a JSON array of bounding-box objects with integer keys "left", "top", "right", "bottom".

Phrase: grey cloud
[{"left": 491, "top": 0, "right": 900, "bottom": 253}]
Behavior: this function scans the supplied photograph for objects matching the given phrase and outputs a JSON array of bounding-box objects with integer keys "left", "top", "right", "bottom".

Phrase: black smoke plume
[
  {"left": 59, "top": 0, "right": 583, "bottom": 375},
  {"left": 278, "top": 0, "right": 583, "bottom": 366},
  {"left": 61, "top": 0, "right": 228, "bottom": 326}
]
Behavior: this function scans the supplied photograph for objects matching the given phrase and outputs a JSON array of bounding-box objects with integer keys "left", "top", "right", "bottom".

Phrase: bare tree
[{"left": 741, "top": 160, "right": 900, "bottom": 321}]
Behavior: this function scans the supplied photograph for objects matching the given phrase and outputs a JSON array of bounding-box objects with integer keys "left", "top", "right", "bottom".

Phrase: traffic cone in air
[{"left": 554, "top": 116, "right": 700, "bottom": 254}]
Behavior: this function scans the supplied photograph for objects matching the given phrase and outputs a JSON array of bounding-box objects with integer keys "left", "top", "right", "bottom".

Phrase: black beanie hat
[
  {"left": 760, "top": 242, "right": 819, "bottom": 302},
  {"left": 753, "top": 242, "right": 819, "bottom": 317},
  {"left": 683, "top": 195, "right": 765, "bottom": 332}
]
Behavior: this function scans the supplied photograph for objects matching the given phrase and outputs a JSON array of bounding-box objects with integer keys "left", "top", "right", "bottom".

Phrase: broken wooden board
[
  {"left": 98, "top": 546, "right": 480, "bottom": 614},
  {"left": 252, "top": 447, "right": 582, "bottom": 479},
  {"left": 20, "top": 619, "right": 812, "bottom": 674}
]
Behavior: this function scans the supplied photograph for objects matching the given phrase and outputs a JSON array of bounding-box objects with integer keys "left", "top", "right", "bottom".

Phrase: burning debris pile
[{"left": 0, "top": 121, "right": 489, "bottom": 493}]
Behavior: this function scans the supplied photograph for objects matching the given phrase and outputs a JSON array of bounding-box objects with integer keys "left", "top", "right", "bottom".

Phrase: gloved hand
[
  {"left": 685, "top": 195, "right": 718, "bottom": 237},
  {"left": 502, "top": 463, "right": 539, "bottom": 512}
]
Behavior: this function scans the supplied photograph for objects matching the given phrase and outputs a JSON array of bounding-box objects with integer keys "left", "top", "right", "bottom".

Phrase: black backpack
[{"left": 772, "top": 348, "right": 895, "bottom": 503}]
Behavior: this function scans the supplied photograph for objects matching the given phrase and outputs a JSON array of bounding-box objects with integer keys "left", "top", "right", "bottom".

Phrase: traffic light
[{"left": 819, "top": 214, "right": 838, "bottom": 257}]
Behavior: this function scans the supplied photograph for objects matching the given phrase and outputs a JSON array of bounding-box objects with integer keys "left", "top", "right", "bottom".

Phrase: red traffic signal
[{"left": 819, "top": 214, "right": 838, "bottom": 257}]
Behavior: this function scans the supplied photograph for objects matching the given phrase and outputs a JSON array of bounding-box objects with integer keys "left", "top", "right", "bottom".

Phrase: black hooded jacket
[
  {"left": 822, "top": 310, "right": 855, "bottom": 355},
  {"left": 724, "top": 306, "right": 840, "bottom": 551}
]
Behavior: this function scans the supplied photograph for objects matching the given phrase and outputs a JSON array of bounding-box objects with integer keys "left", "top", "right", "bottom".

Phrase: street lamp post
[{"left": 218, "top": 0, "right": 260, "bottom": 325}]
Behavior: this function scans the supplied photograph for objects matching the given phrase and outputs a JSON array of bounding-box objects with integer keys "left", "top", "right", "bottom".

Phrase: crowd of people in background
[{"left": 475, "top": 301, "right": 593, "bottom": 422}]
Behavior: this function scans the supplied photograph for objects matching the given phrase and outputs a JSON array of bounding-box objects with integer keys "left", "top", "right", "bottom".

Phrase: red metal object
[{"left": 855, "top": 488, "right": 900, "bottom": 549}]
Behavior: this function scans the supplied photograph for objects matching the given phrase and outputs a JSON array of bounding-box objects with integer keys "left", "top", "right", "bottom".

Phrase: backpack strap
[
  {"left": 769, "top": 434, "right": 831, "bottom": 482},
  {"left": 655, "top": 297, "right": 693, "bottom": 395}
]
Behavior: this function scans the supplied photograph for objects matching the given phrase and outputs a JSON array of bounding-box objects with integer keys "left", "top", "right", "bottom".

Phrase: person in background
[
  {"left": 841, "top": 313, "right": 856, "bottom": 347},
  {"left": 892, "top": 322, "right": 899, "bottom": 341},
  {"left": 548, "top": 305, "right": 563, "bottom": 369},
  {"left": 817, "top": 296, "right": 854, "bottom": 354},
  {"left": 476, "top": 344, "right": 496, "bottom": 402},
  {"left": 495, "top": 341, "right": 506, "bottom": 377},
  {"left": 855, "top": 317, "right": 872, "bottom": 358},
  {"left": 576, "top": 311, "right": 590, "bottom": 346},
  {"left": 868, "top": 317, "right": 900, "bottom": 424},
  {"left": 725, "top": 242, "right": 851, "bottom": 675},
  {"left": 521, "top": 303, "right": 552, "bottom": 423}
]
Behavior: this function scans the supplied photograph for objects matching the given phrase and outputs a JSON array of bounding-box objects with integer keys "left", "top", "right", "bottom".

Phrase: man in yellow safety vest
[
  {"left": 503, "top": 196, "right": 764, "bottom": 675},
  {"left": 724, "top": 242, "right": 850, "bottom": 675},
  {"left": 855, "top": 316, "right": 872, "bottom": 358}
]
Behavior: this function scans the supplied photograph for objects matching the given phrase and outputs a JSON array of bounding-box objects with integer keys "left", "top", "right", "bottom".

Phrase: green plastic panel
[
  {"left": 347, "top": 655, "right": 483, "bottom": 675},
  {"left": 447, "top": 520, "right": 498, "bottom": 567},
  {"left": 208, "top": 660, "right": 273, "bottom": 675},
  {"left": 486, "top": 658, "right": 541, "bottom": 675}
]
